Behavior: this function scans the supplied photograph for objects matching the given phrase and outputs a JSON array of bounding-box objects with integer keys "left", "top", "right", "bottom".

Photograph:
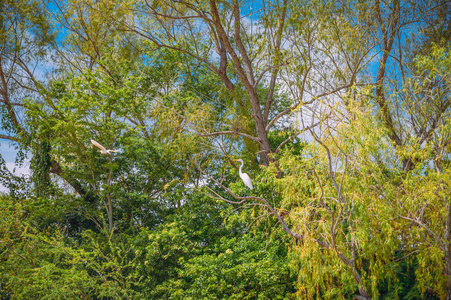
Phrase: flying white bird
[
  {"left": 91, "top": 139, "right": 119, "bottom": 155},
  {"left": 234, "top": 159, "right": 253, "bottom": 190}
]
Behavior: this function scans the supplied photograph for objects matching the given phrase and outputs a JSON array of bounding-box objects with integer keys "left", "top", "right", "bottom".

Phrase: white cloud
[{"left": 0, "top": 142, "right": 31, "bottom": 193}]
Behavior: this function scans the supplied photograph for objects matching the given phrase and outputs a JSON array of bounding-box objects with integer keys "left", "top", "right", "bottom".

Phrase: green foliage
[
  {"left": 0, "top": 154, "right": 29, "bottom": 199},
  {"left": 1, "top": 1, "right": 451, "bottom": 299},
  {"left": 0, "top": 193, "right": 297, "bottom": 299},
  {"left": 171, "top": 234, "right": 296, "bottom": 299},
  {"left": 132, "top": 194, "right": 297, "bottom": 299},
  {"left": 31, "top": 139, "right": 53, "bottom": 197}
]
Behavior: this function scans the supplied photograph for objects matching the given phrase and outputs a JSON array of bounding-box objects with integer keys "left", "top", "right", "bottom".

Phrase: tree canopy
[{"left": 1, "top": 0, "right": 450, "bottom": 299}]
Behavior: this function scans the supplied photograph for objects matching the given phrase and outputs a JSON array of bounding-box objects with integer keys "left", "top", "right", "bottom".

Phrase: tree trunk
[
  {"left": 210, "top": 0, "right": 275, "bottom": 166},
  {"left": 337, "top": 251, "right": 372, "bottom": 299},
  {"left": 375, "top": 0, "right": 401, "bottom": 148},
  {"left": 248, "top": 91, "right": 273, "bottom": 166}
]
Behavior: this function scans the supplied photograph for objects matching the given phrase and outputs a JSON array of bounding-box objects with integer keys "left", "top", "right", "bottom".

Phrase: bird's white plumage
[
  {"left": 235, "top": 159, "right": 253, "bottom": 190},
  {"left": 91, "top": 139, "right": 119, "bottom": 154},
  {"left": 239, "top": 172, "right": 253, "bottom": 190},
  {"left": 91, "top": 139, "right": 107, "bottom": 152}
]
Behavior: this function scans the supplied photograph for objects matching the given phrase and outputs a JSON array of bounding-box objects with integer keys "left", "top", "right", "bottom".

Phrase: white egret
[
  {"left": 91, "top": 139, "right": 119, "bottom": 155},
  {"left": 233, "top": 159, "right": 253, "bottom": 190}
]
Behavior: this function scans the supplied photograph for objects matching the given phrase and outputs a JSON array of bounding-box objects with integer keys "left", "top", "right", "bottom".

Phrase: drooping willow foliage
[{"left": 1, "top": 0, "right": 450, "bottom": 299}]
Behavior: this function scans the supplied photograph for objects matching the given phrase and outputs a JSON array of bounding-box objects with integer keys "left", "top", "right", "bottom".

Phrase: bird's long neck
[{"left": 238, "top": 161, "right": 243, "bottom": 175}]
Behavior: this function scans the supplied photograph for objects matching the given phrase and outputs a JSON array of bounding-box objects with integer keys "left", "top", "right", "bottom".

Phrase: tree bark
[
  {"left": 209, "top": 0, "right": 274, "bottom": 165},
  {"left": 50, "top": 160, "right": 88, "bottom": 197},
  {"left": 375, "top": 0, "right": 401, "bottom": 148}
]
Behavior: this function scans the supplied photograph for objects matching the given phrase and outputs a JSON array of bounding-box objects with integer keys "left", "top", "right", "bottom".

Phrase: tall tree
[{"left": 114, "top": 0, "right": 368, "bottom": 166}]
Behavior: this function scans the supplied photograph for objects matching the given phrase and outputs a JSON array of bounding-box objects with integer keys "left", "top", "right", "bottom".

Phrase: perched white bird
[
  {"left": 91, "top": 139, "right": 119, "bottom": 155},
  {"left": 234, "top": 159, "right": 253, "bottom": 190}
]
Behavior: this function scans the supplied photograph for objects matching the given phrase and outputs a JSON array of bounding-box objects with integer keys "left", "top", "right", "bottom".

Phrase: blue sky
[
  {"left": 0, "top": 137, "right": 31, "bottom": 192},
  {"left": 0, "top": 140, "right": 19, "bottom": 162}
]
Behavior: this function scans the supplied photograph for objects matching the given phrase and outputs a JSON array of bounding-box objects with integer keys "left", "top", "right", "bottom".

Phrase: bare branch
[
  {"left": 193, "top": 160, "right": 332, "bottom": 247},
  {"left": 0, "top": 134, "right": 20, "bottom": 142},
  {"left": 312, "top": 168, "right": 332, "bottom": 214},
  {"left": 275, "top": 121, "right": 320, "bottom": 153},
  {"left": 311, "top": 130, "right": 346, "bottom": 204},
  {"left": 198, "top": 130, "right": 260, "bottom": 142},
  {"left": 263, "top": 0, "right": 288, "bottom": 123},
  {"left": 266, "top": 82, "right": 369, "bottom": 131},
  {"left": 253, "top": 59, "right": 291, "bottom": 89},
  {"left": 397, "top": 214, "right": 445, "bottom": 248}
]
